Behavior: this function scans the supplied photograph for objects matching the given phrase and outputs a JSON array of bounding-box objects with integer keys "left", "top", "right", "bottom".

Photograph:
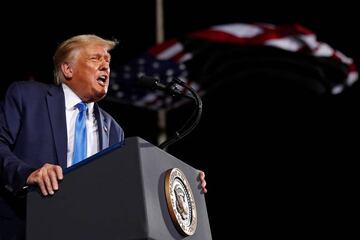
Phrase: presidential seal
[{"left": 165, "top": 168, "right": 197, "bottom": 236}]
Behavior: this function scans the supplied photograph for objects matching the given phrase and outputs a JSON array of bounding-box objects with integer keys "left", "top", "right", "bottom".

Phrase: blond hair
[{"left": 53, "top": 34, "right": 118, "bottom": 84}]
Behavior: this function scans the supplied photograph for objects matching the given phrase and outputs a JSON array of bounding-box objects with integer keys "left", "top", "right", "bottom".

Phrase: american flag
[
  {"left": 108, "top": 34, "right": 205, "bottom": 110},
  {"left": 108, "top": 23, "right": 358, "bottom": 109}
]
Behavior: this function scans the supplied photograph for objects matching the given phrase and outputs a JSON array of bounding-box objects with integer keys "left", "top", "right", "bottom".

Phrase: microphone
[
  {"left": 137, "top": 75, "right": 203, "bottom": 149},
  {"left": 137, "top": 75, "right": 192, "bottom": 99}
]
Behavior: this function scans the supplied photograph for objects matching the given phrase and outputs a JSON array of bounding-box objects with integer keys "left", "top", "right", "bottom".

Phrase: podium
[{"left": 26, "top": 137, "right": 212, "bottom": 240}]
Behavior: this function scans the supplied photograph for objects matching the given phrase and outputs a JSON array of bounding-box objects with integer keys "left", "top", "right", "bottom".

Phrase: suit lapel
[
  {"left": 94, "top": 104, "right": 109, "bottom": 151},
  {"left": 46, "top": 85, "right": 67, "bottom": 168}
]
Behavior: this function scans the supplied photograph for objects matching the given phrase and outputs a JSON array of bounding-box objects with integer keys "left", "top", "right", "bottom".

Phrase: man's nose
[{"left": 99, "top": 60, "right": 110, "bottom": 70}]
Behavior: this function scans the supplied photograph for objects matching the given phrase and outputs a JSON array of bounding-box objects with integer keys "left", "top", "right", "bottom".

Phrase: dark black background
[{"left": 1, "top": 1, "right": 358, "bottom": 238}]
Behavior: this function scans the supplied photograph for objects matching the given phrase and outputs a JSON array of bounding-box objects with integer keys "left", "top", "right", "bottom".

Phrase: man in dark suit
[
  {"left": 0, "top": 34, "right": 207, "bottom": 240},
  {"left": 0, "top": 34, "right": 124, "bottom": 239}
]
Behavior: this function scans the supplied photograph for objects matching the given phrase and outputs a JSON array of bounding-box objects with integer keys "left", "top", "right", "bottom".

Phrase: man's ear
[{"left": 61, "top": 62, "right": 73, "bottom": 80}]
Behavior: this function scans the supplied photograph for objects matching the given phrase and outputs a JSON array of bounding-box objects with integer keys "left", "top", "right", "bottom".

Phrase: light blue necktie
[{"left": 72, "top": 102, "right": 87, "bottom": 165}]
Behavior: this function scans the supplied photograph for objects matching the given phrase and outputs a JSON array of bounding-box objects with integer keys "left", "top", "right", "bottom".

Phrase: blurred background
[{"left": 2, "top": 1, "right": 358, "bottom": 238}]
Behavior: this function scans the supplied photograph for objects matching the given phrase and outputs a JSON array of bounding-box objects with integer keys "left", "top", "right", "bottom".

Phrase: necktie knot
[{"left": 76, "top": 102, "right": 87, "bottom": 112}]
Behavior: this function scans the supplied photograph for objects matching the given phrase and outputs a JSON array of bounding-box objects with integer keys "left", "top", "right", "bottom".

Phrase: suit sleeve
[{"left": 0, "top": 82, "right": 36, "bottom": 195}]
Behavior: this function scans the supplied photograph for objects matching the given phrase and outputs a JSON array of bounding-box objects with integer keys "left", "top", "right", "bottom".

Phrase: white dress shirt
[{"left": 62, "top": 83, "right": 99, "bottom": 167}]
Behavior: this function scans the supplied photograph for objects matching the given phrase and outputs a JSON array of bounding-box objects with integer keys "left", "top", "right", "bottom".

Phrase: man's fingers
[
  {"left": 198, "top": 170, "right": 207, "bottom": 194},
  {"left": 36, "top": 179, "right": 48, "bottom": 196},
  {"left": 199, "top": 171, "right": 205, "bottom": 180},
  {"left": 55, "top": 166, "right": 63, "bottom": 180},
  {"left": 201, "top": 179, "right": 207, "bottom": 193},
  {"left": 26, "top": 164, "right": 63, "bottom": 196},
  {"left": 48, "top": 165, "right": 63, "bottom": 190},
  {"left": 201, "top": 179, "right": 207, "bottom": 188},
  {"left": 199, "top": 170, "right": 207, "bottom": 193},
  {"left": 43, "top": 170, "right": 54, "bottom": 195},
  {"left": 49, "top": 170, "right": 59, "bottom": 191}
]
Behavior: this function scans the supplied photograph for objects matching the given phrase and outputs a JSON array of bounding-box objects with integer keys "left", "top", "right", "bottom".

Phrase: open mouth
[{"left": 97, "top": 75, "right": 108, "bottom": 87}]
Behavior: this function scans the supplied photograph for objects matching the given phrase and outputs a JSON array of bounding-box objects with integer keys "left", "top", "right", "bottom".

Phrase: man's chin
[
  {"left": 84, "top": 91, "right": 106, "bottom": 103},
  {"left": 94, "top": 91, "right": 107, "bottom": 102}
]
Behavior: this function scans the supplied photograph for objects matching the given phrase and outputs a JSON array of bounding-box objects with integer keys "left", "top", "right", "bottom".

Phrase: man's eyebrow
[{"left": 88, "top": 53, "right": 111, "bottom": 59}]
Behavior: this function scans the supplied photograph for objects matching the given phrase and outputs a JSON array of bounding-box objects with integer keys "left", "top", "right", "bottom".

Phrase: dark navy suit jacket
[{"left": 0, "top": 81, "right": 124, "bottom": 239}]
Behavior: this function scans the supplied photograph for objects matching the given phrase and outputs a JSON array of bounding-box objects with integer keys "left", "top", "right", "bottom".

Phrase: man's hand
[
  {"left": 26, "top": 163, "right": 63, "bottom": 196},
  {"left": 199, "top": 170, "right": 207, "bottom": 193}
]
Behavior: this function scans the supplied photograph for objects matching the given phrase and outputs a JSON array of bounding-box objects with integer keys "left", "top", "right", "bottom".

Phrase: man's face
[{"left": 65, "top": 43, "right": 111, "bottom": 102}]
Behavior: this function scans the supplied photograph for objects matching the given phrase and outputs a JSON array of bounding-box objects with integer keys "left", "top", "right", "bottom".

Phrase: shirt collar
[{"left": 61, "top": 83, "right": 94, "bottom": 113}]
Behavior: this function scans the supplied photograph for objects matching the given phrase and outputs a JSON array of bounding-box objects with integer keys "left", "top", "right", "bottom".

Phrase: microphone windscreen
[{"left": 137, "top": 76, "right": 159, "bottom": 89}]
